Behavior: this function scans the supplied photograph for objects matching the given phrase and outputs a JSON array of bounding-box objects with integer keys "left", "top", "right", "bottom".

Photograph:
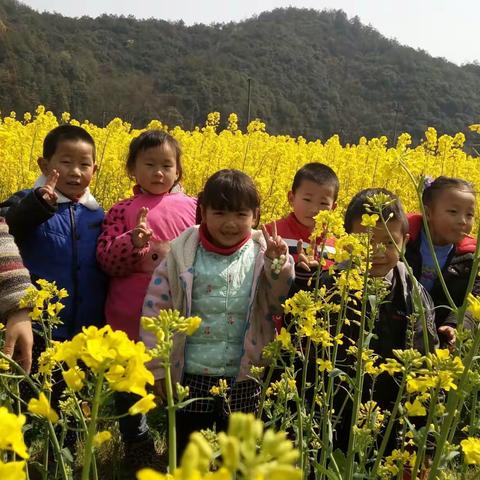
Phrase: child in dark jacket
[
  {"left": 405, "top": 176, "right": 478, "bottom": 343},
  {"left": 0, "top": 125, "right": 107, "bottom": 455},
  {"left": 291, "top": 188, "right": 438, "bottom": 455},
  {"left": 0, "top": 125, "right": 106, "bottom": 340}
]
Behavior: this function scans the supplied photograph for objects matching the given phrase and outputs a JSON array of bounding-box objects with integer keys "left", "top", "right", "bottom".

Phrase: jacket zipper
[{"left": 69, "top": 204, "right": 79, "bottom": 337}]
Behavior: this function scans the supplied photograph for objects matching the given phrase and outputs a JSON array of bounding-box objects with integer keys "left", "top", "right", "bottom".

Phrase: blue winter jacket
[{"left": 0, "top": 189, "right": 107, "bottom": 339}]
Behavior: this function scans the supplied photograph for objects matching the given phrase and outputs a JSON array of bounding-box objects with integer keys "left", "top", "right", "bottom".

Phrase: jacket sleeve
[
  {"left": 96, "top": 203, "right": 150, "bottom": 276},
  {"left": 0, "top": 218, "right": 34, "bottom": 319},
  {"left": 139, "top": 258, "right": 175, "bottom": 380},
  {"left": 0, "top": 190, "right": 56, "bottom": 241}
]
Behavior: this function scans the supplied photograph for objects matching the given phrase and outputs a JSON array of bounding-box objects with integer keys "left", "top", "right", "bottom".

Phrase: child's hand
[
  {"left": 3, "top": 309, "right": 33, "bottom": 373},
  {"left": 262, "top": 223, "right": 288, "bottom": 260},
  {"left": 38, "top": 170, "right": 59, "bottom": 205},
  {"left": 438, "top": 325, "right": 456, "bottom": 351},
  {"left": 297, "top": 239, "right": 319, "bottom": 272},
  {"left": 131, "top": 207, "right": 153, "bottom": 248}
]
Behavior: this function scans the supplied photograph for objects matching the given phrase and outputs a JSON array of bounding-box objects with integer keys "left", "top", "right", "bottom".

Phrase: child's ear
[
  {"left": 332, "top": 202, "right": 338, "bottom": 210},
  {"left": 287, "top": 191, "right": 294, "bottom": 207},
  {"left": 252, "top": 208, "right": 260, "bottom": 228},
  {"left": 424, "top": 205, "right": 431, "bottom": 221},
  {"left": 93, "top": 164, "right": 98, "bottom": 174},
  {"left": 199, "top": 205, "right": 206, "bottom": 222},
  {"left": 37, "top": 157, "right": 48, "bottom": 175}
]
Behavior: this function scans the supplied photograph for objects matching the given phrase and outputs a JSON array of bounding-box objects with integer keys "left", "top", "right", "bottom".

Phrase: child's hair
[
  {"left": 43, "top": 125, "right": 96, "bottom": 161},
  {"left": 199, "top": 169, "right": 260, "bottom": 214},
  {"left": 292, "top": 162, "right": 339, "bottom": 200},
  {"left": 126, "top": 130, "right": 183, "bottom": 184},
  {"left": 344, "top": 188, "right": 409, "bottom": 235},
  {"left": 422, "top": 176, "right": 475, "bottom": 207}
]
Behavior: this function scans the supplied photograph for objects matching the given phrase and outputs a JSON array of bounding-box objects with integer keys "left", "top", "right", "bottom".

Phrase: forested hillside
[{"left": 0, "top": 0, "right": 479, "bottom": 143}]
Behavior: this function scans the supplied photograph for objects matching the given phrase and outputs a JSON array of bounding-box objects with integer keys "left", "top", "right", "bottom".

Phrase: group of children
[{"left": 1, "top": 124, "right": 478, "bottom": 472}]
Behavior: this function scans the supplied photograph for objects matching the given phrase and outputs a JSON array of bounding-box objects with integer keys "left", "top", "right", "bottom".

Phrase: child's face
[
  {"left": 425, "top": 188, "right": 475, "bottom": 246},
  {"left": 201, "top": 206, "right": 258, "bottom": 248},
  {"left": 38, "top": 140, "right": 96, "bottom": 200},
  {"left": 350, "top": 219, "right": 408, "bottom": 278},
  {"left": 288, "top": 180, "right": 337, "bottom": 229},
  {"left": 131, "top": 143, "right": 179, "bottom": 195}
]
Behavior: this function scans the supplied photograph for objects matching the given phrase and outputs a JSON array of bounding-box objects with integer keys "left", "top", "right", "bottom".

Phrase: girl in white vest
[{"left": 141, "top": 169, "right": 294, "bottom": 456}]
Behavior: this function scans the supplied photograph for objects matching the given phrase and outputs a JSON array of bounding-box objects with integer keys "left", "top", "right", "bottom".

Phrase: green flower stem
[
  {"left": 299, "top": 338, "right": 311, "bottom": 473},
  {"left": 81, "top": 370, "right": 104, "bottom": 480},
  {"left": 370, "top": 375, "right": 407, "bottom": 477},
  {"left": 319, "top": 275, "right": 351, "bottom": 477},
  {"left": 411, "top": 387, "right": 439, "bottom": 480},
  {"left": 0, "top": 351, "right": 69, "bottom": 480},
  {"left": 164, "top": 362, "right": 177, "bottom": 473},
  {"left": 257, "top": 344, "right": 280, "bottom": 419},
  {"left": 345, "top": 242, "right": 371, "bottom": 480}
]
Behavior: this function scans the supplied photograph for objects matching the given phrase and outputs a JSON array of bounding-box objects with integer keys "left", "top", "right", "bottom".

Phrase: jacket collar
[
  {"left": 34, "top": 175, "right": 100, "bottom": 211},
  {"left": 407, "top": 213, "right": 476, "bottom": 255}
]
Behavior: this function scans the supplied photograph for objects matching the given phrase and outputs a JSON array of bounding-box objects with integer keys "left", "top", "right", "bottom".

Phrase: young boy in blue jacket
[
  {"left": 0, "top": 124, "right": 106, "bottom": 340},
  {"left": 0, "top": 124, "right": 107, "bottom": 457}
]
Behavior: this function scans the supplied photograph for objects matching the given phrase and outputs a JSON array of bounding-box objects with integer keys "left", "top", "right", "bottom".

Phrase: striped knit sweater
[{"left": 0, "top": 218, "right": 33, "bottom": 319}]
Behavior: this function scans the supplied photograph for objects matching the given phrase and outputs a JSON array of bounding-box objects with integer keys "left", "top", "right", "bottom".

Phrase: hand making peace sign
[
  {"left": 261, "top": 222, "right": 288, "bottom": 261},
  {"left": 131, "top": 207, "right": 153, "bottom": 248},
  {"left": 38, "top": 169, "right": 59, "bottom": 205}
]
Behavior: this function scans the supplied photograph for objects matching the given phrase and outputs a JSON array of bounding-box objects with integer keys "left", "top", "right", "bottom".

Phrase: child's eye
[{"left": 303, "top": 198, "right": 311, "bottom": 202}]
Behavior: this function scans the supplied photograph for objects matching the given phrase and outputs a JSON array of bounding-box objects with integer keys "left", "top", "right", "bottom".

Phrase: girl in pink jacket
[
  {"left": 97, "top": 130, "right": 197, "bottom": 340},
  {"left": 96, "top": 130, "right": 196, "bottom": 466}
]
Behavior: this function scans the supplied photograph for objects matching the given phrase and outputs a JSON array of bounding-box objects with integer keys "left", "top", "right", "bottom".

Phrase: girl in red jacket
[{"left": 405, "top": 176, "right": 477, "bottom": 346}]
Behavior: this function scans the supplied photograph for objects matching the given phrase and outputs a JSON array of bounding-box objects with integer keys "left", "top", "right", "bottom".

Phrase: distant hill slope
[{"left": 0, "top": 0, "right": 479, "bottom": 143}]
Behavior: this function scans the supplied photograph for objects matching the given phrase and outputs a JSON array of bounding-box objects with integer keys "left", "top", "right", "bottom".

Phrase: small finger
[
  {"left": 297, "top": 239, "right": 304, "bottom": 257},
  {"left": 136, "top": 207, "right": 149, "bottom": 226},
  {"left": 45, "top": 169, "right": 59, "bottom": 189},
  {"left": 261, "top": 225, "right": 271, "bottom": 243},
  {"left": 297, "top": 261, "right": 311, "bottom": 272},
  {"left": 272, "top": 221, "right": 277, "bottom": 239}
]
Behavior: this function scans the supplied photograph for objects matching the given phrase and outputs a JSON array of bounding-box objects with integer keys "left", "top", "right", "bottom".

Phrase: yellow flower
[
  {"left": 128, "top": 394, "right": 156, "bottom": 415},
  {"left": 62, "top": 366, "right": 86, "bottom": 391},
  {"left": 0, "top": 407, "right": 29, "bottom": 459},
  {"left": 210, "top": 379, "right": 229, "bottom": 397},
  {"left": 277, "top": 328, "right": 292, "bottom": 349},
  {"left": 136, "top": 468, "right": 170, "bottom": 480},
  {"left": 461, "top": 437, "right": 480, "bottom": 464},
  {"left": 360, "top": 213, "right": 379, "bottom": 228},
  {"left": 0, "top": 358, "right": 10, "bottom": 370},
  {"left": 93, "top": 431, "right": 112, "bottom": 447},
  {"left": 380, "top": 358, "right": 402, "bottom": 376},
  {"left": 317, "top": 359, "right": 333, "bottom": 372},
  {"left": 467, "top": 294, "right": 480, "bottom": 321},
  {"left": 0, "top": 460, "right": 27, "bottom": 480},
  {"left": 404, "top": 399, "right": 426, "bottom": 417},
  {"left": 27, "top": 392, "right": 59, "bottom": 423},
  {"left": 185, "top": 316, "right": 202, "bottom": 336}
]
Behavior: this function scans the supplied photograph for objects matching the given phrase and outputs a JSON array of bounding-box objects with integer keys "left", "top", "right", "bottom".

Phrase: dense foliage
[{"left": 0, "top": 1, "right": 479, "bottom": 143}]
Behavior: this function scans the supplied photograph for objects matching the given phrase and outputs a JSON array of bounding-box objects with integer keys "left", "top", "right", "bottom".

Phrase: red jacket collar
[
  {"left": 199, "top": 223, "right": 251, "bottom": 256},
  {"left": 407, "top": 213, "right": 476, "bottom": 255}
]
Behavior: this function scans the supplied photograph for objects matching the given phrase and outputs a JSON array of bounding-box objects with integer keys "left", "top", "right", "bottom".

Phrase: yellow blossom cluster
[
  {"left": 137, "top": 412, "right": 301, "bottom": 480},
  {"left": 1, "top": 107, "right": 479, "bottom": 223}
]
